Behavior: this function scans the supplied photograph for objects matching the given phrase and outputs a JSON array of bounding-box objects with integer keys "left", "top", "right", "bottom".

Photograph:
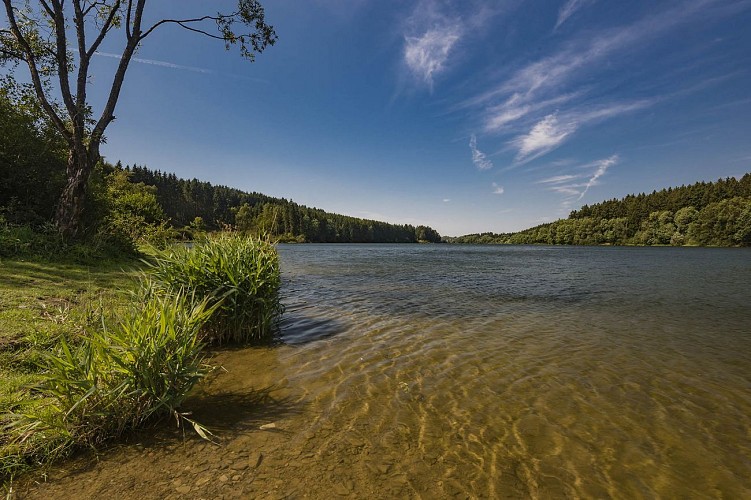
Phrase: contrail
[{"left": 95, "top": 51, "right": 213, "bottom": 74}]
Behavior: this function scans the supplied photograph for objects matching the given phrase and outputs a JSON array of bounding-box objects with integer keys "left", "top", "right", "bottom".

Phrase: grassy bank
[
  {"left": 0, "top": 258, "right": 139, "bottom": 479},
  {"left": 1, "top": 234, "right": 284, "bottom": 486}
]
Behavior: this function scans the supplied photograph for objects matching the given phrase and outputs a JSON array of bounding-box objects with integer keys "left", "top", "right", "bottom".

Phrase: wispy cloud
[
  {"left": 94, "top": 51, "right": 267, "bottom": 83},
  {"left": 492, "top": 182, "right": 504, "bottom": 195},
  {"left": 509, "top": 101, "right": 648, "bottom": 162},
  {"left": 513, "top": 114, "right": 576, "bottom": 161},
  {"left": 404, "top": 27, "right": 461, "bottom": 87},
  {"left": 469, "top": 134, "right": 494, "bottom": 170},
  {"left": 484, "top": 91, "right": 583, "bottom": 132},
  {"left": 402, "top": 1, "right": 466, "bottom": 89},
  {"left": 539, "top": 155, "right": 618, "bottom": 204},
  {"left": 443, "top": 198, "right": 452, "bottom": 202},
  {"left": 459, "top": 0, "right": 738, "bottom": 157},
  {"left": 578, "top": 154, "right": 617, "bottom": 200},
  {"left": 474, "top": 0, "right": 730, "bottom": 110},
  {"left": 538, "top": 174, "right": 577, "bottom": 184},
  {"left": 95, "top": 51, "right": 213, "bottom": 74},
  {"left": 555, "top": 0, "right": 596, "bottom": 30}
]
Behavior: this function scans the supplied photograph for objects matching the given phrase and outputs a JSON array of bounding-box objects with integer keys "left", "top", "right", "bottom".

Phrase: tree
[
  {"left": 1, "top": 1, "right": 276, "bottom": 239},
  {"left": 0, "top": 76, "right": 67, "bottom": 224}
]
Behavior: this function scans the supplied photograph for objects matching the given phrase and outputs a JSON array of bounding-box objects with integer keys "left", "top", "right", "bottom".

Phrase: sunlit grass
[
  {"left": 3, "top": 288, "right": 216, "bottom": 476},
  {"left": 0, "top": 258, "right": 138, "bottom": 481},
  {"left": 145, "top": 233, "right": 284, "bottom": 344},
  {"left": 1, "top": 235, "right": 286, "bottom": 483}
]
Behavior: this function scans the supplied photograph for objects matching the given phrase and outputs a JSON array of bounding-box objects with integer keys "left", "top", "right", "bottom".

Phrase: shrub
[
  {"left": 145, "top": 233, "right": 284, "bottom": 344},
  {"left": 4, "top": 288, "right": 216, "bottom": 475}
]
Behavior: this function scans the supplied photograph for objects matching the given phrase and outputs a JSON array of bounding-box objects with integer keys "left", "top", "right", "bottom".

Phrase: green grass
[
  {"left": 5, "top": 287, "right": 217, "bottom": 473},
  {"left": 0, "top": 257, "right": 139, "bottom": 480},
  {"left": 145, "top": 234, "right": 285, "bottom": 344},
  {"left": 1, "top": 234, "right": 286, "bottom": 485}
]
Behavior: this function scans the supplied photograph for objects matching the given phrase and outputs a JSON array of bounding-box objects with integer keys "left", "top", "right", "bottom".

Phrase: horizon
[{"left": 49, "top": 0, "right": 751, "bottom": 237}]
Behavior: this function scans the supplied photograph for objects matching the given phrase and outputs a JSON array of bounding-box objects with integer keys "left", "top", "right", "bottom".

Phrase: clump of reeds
[
  {"left": 4, "top": 288, "right": 216, "bottom": 474},
  {"left": 144, "top": 233, "right": 284, "bottom": 344}
]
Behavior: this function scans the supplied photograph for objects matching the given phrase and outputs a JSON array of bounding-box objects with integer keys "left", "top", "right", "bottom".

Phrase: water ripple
[{"left": 269, "top": 244, "right": 751, "bottom": 497}]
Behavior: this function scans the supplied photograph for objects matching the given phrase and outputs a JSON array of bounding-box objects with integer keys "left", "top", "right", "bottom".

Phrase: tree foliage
[
  {"left": 0, "top": 77, "right": 67, "bottom": 225},
  {"left": 1, "top": 0, "right": 277, "bottom": 239},
  {"left": 124, "top": 164, "right": 441, "bottom": 243},
  {"left": 449, "top": 174, "right": 751, "bottom": 247}
]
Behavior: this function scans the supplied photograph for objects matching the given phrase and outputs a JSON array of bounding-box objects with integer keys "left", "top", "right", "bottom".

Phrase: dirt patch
[{"left": 0, "top": 334, "right": 24, "bottom": 351}]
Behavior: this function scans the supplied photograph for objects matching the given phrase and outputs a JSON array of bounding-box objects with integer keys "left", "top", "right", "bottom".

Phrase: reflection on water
[{"left": 271, "top": 245, "right": 751, "bottom": 498}]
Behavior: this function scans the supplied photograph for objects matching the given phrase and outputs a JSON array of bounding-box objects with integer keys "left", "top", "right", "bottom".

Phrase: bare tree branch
[
  {"left": 85, "top": 0, "right": 121, "bottom": 58},
  {"left": 125, "top": 0, "right": 133, "bottom": 40},
  {"left": 82, "top": 1, "right": 108, "bottom": 17},
  {"left": 49, "top": 0, "right": 78, "bottom": 123},
  {"left": 140, "top": 15, "right": 221, "bottom": 40},
  {"left": 38, "top": 0, "right": 55, "bottom": 18},
  {"left": 91, "top": 0, "right": 143, "bottom": 149}
]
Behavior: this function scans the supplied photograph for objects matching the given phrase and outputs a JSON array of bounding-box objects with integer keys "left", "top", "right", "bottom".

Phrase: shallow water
[
  {"left": 20, "top": 244, "right": 751, "bottom": 499},
  {"left": 274, "top": 244, "right": 751, "bottom": 497}
]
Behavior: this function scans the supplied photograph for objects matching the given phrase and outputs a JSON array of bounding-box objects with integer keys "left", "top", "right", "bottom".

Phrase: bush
[
  {"left": 0, "top": 218, "right": 138, "bottom": 263},
  {"left": 145, "top": 233, "right": 284, "bottom": 344},
  {"left": 3, "top": 288, "right": 216, "bottom": 476}
]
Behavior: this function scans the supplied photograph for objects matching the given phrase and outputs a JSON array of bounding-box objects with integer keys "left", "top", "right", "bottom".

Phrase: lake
[
  {"left": 275, "top": 244, "right": 751, "bottom": 497},
  {"left": 21, "top": 244, "right": 751, "bottom": 498}
]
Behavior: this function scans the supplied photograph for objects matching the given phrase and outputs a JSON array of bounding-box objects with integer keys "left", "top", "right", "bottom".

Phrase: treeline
[
  {"left": 449, "top": 175, "right": 751, "bottom": 247},
  {"left": 1, "top": 82, "right": 440, "bottom": 249},
  {"left": 123, "top": 164, "right": 441, "bottom": 243}
]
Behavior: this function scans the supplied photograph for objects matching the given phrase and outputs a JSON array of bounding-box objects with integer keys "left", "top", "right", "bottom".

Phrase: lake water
[
  {"left": 21, "top": 244, "right": 751, "bottom": 499},
  {"left": 274, "top": 244, "right": 751, "bottom": 498}
]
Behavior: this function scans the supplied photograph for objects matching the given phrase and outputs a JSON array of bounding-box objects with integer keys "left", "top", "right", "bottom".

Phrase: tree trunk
[{"left": 55, "top": 149, "right": 94, "bottom": 241}]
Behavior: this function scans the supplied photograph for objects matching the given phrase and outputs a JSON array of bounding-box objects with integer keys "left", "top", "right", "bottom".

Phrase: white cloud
[
  {"left": 555, "top": 0, "right": 596, "bottom": 30},
  {"left": 578, "top": 154, "right": 618, "bottom": 200},
  {"left": 480, "top": 0, "right": 728, "bottom": 108},
  {"left": 469, "top": 134, "right": 494, "bottom": 170},
  {"left": 509, "top": 102, "right": 647, "bottom": 162},
  {"left": 404, "top": 26, "right": 461, "bottom": 87},
  {"left": 538, "top": 155, "right": 618, "bottom": 203},
  {"left": 575, "top": 100, "right": 652, "bottom": 122},
  {"left": 492, "top": 182, "right": 504, "bottom": 195},
  {"left": 551, "top": 184, "right": 584, "bottom": 196},
  {"left": 538, "top": 174, "right": 578, "bottom": 184},
  {"left": 513, "top": 114, "right": 576, "bottom": 161},
  {"left": 483, "top": 91, "right": 585, "bottom": 132},
  {"left": 461, "top": 0, "right": 733, "bottom": 145},
  {"left": 443, "top": 198, "right": 452, "bottom": 202},
  {"left": 484, "top": 105, "right": 530, "bottom": 131}
]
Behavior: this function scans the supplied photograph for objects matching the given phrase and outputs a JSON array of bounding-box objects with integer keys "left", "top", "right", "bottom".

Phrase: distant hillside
[
  {"left": 448, "top": 174, "right": 751, "bottom": 247},
  {"left": 124, "top": 164, "right": 441, "bottom": 243}
]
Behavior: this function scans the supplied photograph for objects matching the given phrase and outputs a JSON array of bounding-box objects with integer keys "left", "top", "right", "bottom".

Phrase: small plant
[
  {"left": 145, "top": 233, "right": 284, "bottom": 344},
  {"left": 4, "top": 287, "right": 217, "bottom": 477}
]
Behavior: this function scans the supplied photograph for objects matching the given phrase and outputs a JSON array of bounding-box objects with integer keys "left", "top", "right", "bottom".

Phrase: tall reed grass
[
  {"left": 145, "top": 234, "right": 284, "bottom": 344},
  {"left": 3, "top": 288, "right": 216, "bottom": 476},
  {"left": 1, "top": 234, "right": 285, "bottom": 482}
]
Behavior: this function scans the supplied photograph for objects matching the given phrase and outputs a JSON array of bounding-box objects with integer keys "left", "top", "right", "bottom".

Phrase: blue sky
[{"left": 80, "top": 0, "right": 751, "bottom": 235}]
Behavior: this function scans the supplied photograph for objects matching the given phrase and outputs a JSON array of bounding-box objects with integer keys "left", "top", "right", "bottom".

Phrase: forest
[
  {"left": 124, "top": 164, "right": 441, "bottom": 243},
  {"left": 448, "top": 175, "right": 751, "bottom": 246},
  {"left": 0, "top": 84, "right": 441, "bottom": 249}
]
